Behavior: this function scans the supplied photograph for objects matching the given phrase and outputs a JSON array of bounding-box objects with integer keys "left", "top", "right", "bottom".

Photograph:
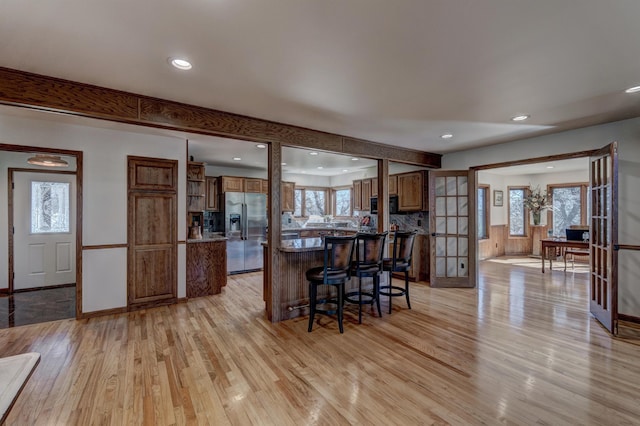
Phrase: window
[
  {"left": 508, "top": 187, "right": 527, "bottom": 237},
  {"left": 549, "top": 184, "right": 588, "bottom": 237},
  {"left": 294, "top": 187, "right": 328, "bottom": 217},
  {"left": 333, "top": 188, "right": 352, "bottom": 217},
  {"left": 477, "top": 185, "right": 489, "bottom": 239},
  {"left": 31, "top": 181, "right": 70, "bottom": 233}
]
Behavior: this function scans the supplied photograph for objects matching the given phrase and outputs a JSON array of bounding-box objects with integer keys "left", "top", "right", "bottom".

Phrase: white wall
[
  {"left": 0, "top": 111, "right": 188, "bottom": 312},
  {"left": 479, "top": 166, "right": 589, "bottom": 226},
  {"left": 444, "top": 117, "right": 640, "bottom": 318}
]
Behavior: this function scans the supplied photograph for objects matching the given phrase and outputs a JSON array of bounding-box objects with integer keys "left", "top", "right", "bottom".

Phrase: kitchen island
[
  {"left": 263, "top": 237, "right": 366, "bottom": 322},
  {"left": 187, "top": 235, "right": 227, "bottom": 297}
]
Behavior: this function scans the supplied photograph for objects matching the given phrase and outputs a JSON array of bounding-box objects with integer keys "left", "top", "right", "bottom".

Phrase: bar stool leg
[
  {"left": 388, "top": 271, "right": 394, "bottom": 314},
  {"left": 337, "top": 283, "right": 344, "bottom": 334},
  {"left": 405, "top": 271, "right": 411, "bottom": 309},
  {"left": 308, "top": 283, "right": 317, "bottom": 332},
  {"left": 358, "top": 278, "right": 363, "bottom": 324},
  {"left": 374, "top": 275, "right": 382, "bottom": 317}
]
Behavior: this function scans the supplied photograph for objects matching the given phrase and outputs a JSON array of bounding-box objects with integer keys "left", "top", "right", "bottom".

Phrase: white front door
[{"left": 13, "top": 171, "right": 76, "bottom": 290}]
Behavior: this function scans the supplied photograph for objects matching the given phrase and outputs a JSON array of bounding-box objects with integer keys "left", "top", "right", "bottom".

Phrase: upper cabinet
[
  {"left": 361, "top": 179, "right": 372, "bottom": 211},
  {"left": 244, "top": 178, "right": 262, "bottom": 193},
  {"left": 397, "top": 170, "right": 429, "bottom": 212},
  {"left": 205, "top": 176, "right": 219, "bottom": 211},
  {"left": 187, "top": 162, "right": 206, "bottom": 212},
  {"left": 221, "top": 176, "right": 244, "bottom": 193},
  {"left": 389, "top": 175, "right": 398, "bottom": 196},
  {"left": 261, "top": 179, "right": 269, "bottom": 194},
  {"left": 353, "top": 180, "right": 362, "bottom": 211},
  {"left": 370, "top": 177, "right": 378, "bottom": 197},
  {"left": 282, "top": 181, "right": 295, "bottom": 212}
]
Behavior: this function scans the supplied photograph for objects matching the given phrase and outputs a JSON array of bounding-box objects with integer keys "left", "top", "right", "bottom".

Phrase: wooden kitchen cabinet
[
  {"left": 261, "top": 179, "right": 269, "bottom": 194},
  {"left": 205, "top": 176, "right": 219, "bottom": 211},
  {"left": 397, "top": 170, "right": 429, "bottom": 212},
  {"left": 371, "top": 177, "right": 378, "bottom": 197},
  {"left": 389, "top": 175, "right": 398, "bottom": 195},
  {"left": 244, "top": 178, "right": 263, "bottom": 193},
  {"left": 187, "top": 162, "right": 205, "bottom": 212},
  {"left": 186, "top": 240, "right": 227, "bottom": 297},
  {"left": 282, "top": 181, "right": 295, "bottom": 212},
  {"left": 221, "top": 176, "right": 244, "bottom": 193},
  {"left": 353, "top": 180, "right": 362, "bottom": 211},
  {"left": 362, "top": 179, "right": 372, "bottom": 211}
]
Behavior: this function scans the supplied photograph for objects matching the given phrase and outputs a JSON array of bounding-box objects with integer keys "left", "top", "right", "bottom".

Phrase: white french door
[
  {"left": 12, "top": 171, "right": 76, "bottom": 290},
  {"left": 429, "top": 170, "right": 476, "bottom": 287},
  {"left": 589, "top": 142, "right": 618, "bottom": 334}
]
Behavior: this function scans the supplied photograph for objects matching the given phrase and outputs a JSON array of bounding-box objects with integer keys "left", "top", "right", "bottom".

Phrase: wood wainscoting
[{"left": 478, "top": 225, "right": 507, "bottom": 260}]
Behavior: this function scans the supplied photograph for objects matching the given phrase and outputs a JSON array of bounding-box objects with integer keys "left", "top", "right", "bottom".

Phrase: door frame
[
  {"left": 470, "top": 147, "right": 615, "bottom": 329},
  {"left": 3, "top": 143, "right": 83, "bottom": 319}
]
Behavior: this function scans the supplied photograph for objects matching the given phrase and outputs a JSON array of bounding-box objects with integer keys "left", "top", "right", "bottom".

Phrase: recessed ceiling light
[
  {"left": 351, "top": 157, "right": 359, "bottom": 161},
  {"left": 169, "top": 57, "right": 192, "bottom": 70},
  {"left": 511, "top": 114, "right": 530, "bottom": 121},
  {"left": 281, "top": 162, "right": 287, "bottom": 166},
  {"left": 256, "top": 144, "right": 266, "bottom": 149},
  {"left": 546, "top": 166, "right": 554, "bottom": 169},
  {"left": 309, "top": 151, "right": 318, "bottom": 156},
  {"left": 317, "top": 166, "right": 324, "bottom": 170},
  {"left": 233, "top": 157, "right": 242, "bottom": 161},
  {"left": 625, "top": 85, "right": 640, "bottom": 94},
  {"left": 440, "top": 133, "right": 453, "bottom": 139},
  {"left": 300, "top": 171, "right": 307, "bottom": 174},
  {"left": 342, "top": 169, "right": 349, "bottom": 172}
]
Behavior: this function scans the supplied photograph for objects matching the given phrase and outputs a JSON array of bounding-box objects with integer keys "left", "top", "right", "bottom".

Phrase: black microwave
[{"left": 370, "top": 196, "right": 399, "bottom": 214}]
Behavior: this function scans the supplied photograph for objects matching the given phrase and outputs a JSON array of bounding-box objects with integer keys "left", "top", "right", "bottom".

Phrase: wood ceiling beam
[{"left": 0, "top": 67, "right": 441, "bottom": 168}]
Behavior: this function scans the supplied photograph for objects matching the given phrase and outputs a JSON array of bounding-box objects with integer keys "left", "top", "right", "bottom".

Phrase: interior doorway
[
  {"left": 471, "top": 145, "right": 618, "bottom": 334},
  {"left": 1, "top": 145, "right": 82, "bottom": 328}
]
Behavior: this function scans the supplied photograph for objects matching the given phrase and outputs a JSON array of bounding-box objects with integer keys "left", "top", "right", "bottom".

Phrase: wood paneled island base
[{"left": 264, "top": 238, "right": 372, "bottom": 322}]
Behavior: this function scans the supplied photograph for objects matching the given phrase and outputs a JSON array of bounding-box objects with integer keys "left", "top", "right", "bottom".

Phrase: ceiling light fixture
[
  {"left": 169, "top": 57, "right": 192, "bottom": 70},
  {"left": 511, "top": 114, "right": 530, "bottom": 121},
  {"left": 233, "top": 157, "right": 242, "bottom": 161},
  {"left": 281, "top": 162, "right": 287, "bottom": 166},
  {"left": 27, "top": 154, "right": 69, "bottom": 167},
  {"left": 317, "top": 166, "right": 323, "bottom": 170},
  {"left": 625, "top": 85, "right": 640, "bottom": 94},
  {"left": 256, "top": 144, "right": 266, "bottom": 149},
  {"left": 351, "top": 157, "right": 359, "bottom": 161},
  {"left": 309, "top": 151, "right": 318, "bottom": 156},
  {"left": 342, "top": 169, "right": 349, "bottom": 172},
  {"left": 440, "top": 133, "right": 453, "bottom": 139},
  {"left": 546, "top": 166, "right": 554, "bottom": 169}
]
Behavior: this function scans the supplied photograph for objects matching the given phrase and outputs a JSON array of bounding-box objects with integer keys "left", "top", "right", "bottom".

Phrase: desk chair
[
  {"left": 564, "top": 248, "right": 589, "bottom": 271},
  {"left": 307, "top": 235, "right": 356, "bottom": 333},
  {"left": 347, "top": 232, "right": 387, "bottom": 324},
  {"left": 380, "top": 230, "right": 417, "bottom": 314}
]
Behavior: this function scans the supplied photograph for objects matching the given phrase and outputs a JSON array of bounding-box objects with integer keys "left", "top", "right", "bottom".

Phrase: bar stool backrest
[
  {"left": 392, "top": 231, "right": 417, "bottom": 269},
  {"left": 355, "top": 232, "right": 388, "bottom": 271},
  {"left": 323, "top": 235, "right": 357, "bottom": 282}
]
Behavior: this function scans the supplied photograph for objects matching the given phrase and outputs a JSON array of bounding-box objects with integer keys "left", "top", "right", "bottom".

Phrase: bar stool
[
  {"left": 307, "top": 235, "right": 356, "bottom": 333},
  {"left": 380, "top": 230, "right": 417, "bottom": 314},
  {"left": 346, "top": 232, "right": 388, "bottom": 324}
]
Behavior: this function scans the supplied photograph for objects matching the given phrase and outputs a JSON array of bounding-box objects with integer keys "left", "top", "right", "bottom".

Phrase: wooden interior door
[
  {"left": 429, "top": 170, "right": 476, "bottom": 287},
  {"left": 589, "top": 142, "right": 618, "bottom": 334},
  {"left": 127, "top": 156, "right": 178, "bottom": 308}
]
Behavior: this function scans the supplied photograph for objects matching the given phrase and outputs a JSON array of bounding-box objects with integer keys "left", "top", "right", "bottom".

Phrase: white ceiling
[{"left": 1, "top": 1, "right": 640, "bottom": 156}]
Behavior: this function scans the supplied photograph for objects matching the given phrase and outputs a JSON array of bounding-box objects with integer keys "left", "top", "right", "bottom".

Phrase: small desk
[{"left": 541, "top": 239, "right": 589, "bottom": 272}]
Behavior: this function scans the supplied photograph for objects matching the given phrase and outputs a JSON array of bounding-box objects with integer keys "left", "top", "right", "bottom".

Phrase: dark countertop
[
  {"left": 187, "top": 235, "right": 227, "bottom": 243},
  {"left": 261, "top": 238, "right": 325, "bottom": 252},
  {"left": 280, "top": 238, "right": 324, "bottom": 252}
]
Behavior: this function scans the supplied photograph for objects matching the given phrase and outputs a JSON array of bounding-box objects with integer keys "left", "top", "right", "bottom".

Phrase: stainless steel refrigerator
[{"left": 224, "top": 192, "right": 267, "bottom": 274}]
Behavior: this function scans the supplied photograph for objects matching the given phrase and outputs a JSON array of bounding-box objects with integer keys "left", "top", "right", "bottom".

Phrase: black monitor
[{"left": 566, "top": 228, "right": 586, "bottom": 241}]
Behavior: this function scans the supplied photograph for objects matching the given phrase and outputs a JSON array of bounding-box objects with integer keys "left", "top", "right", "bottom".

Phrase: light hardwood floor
[{"left": 2, "top": 257, "right": 640, "bottom": 425}]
